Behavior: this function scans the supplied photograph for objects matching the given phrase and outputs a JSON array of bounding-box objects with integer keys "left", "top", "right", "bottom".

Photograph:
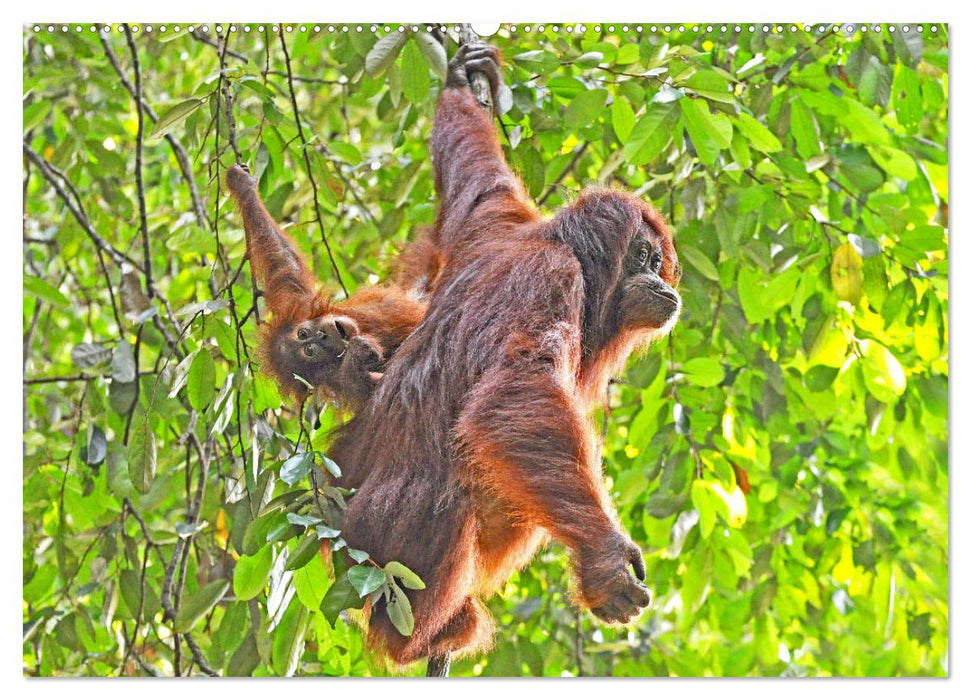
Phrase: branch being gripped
[{"left": 456, "top": 24, "right": 495, "bottom": 112}]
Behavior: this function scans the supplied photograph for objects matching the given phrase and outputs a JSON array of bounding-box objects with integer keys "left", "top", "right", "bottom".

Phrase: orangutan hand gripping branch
[
  {"left": 224, "top": 164, "right": 440, "bottom": 411},
  {"left": 330, "top": 43, "right": 682, "bottom": 666}
]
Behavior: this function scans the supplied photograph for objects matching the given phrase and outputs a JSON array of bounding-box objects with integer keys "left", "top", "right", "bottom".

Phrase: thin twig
[
  {"left": 190, "top": 29, "right": 248, "bottom": 62},
  {"left": 218, "top": 31, "right": 243, "bottom": 164},
  {"left": 95, "top": 248, "right": 125, "bottom": 334},
  {"left": 158, "top": 433, "right": 219, "bottom": 677},
  {"left": 123, "top": 25, "right": 153, "bottom": 294},
  {"left": 278, "top": 26, "right": 350, "bottom": 297},
  {"left": 24, "top": 373, "right": 152, "bottom": 385},
  {"left": 263, "top": 69, "right": 342, "bottom": 85}
]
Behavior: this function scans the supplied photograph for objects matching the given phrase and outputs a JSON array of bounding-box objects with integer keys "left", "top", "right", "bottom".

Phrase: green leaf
[
  {"left": 808, "top": 320, "right": 850, "bottom": 368},
  {"left": 127, "top": 412, "right": 156, "bottom": 495},
  {"left": 242, "top": 511, "right": 287, "bottom": 556},
  {"left": 646, "top": 492, "right": 687, "bottom": 519},
  {"left": 225, "top": 634, "right": 260, "bottom": 677},
  {"left": 23, "top": 101, "right": 52, "bottom": 131},
  {"left": 280, "top": 452, "right": 314, "bottom": 486},
  {"left": 329, "top": 141, "right": 362, "bottom": 165},
  {"left": 71, "top": 342, "right": 111, "bottom": 369},
  {"left": 320, "top": 573, "right": 366, "bottom": 627},
  {"left": 682, "top": 357, "right": 725, "bottom": 388},
  {"left": 174, "top": 579, "right": 229, "bottom": 633},
  {"left": 860, "top": 340, "right": 907, "bottom": 402},
  {"left": 24, "top": 275, "right": 70, "bottom": 309},
  {"left": 789, "top": 97, "right": 820, "bottom": 159},
  {"left": 169, "top": 350, "right": 200, "bottom": 399},
  {"left": 547, "top": 76, "right": 587, "bottom": 99},
  {"left": 564, "top": 89, "right": 608, "bottom": 129},
  {"left": 682, "top": 70, "right": 734, "bottom": 103},
  {"left": 347, "top": 564, "right": 388, "bottom": 597},
  {"left": 287, "top": 513, "right": 323, "bottom": 528},
  {"left": 515, "top": 146, "right": 546, "bottom": 199},
  {"left": 840, "top": 99, "right": 891, "bottom": 146},
  {"left": 893, "top": 65, "right": 922, "bottom": 132},
  {"left": 271, "top": 603, "right": 309, "bottom": 677},
  {"left": 364, "top": 31, "right": 408, "bottom": 78},
  {"left": 285, "top": 536, "right": 322, "bottom": 572},
  {"left": 233, "top": 546, "right": 274, "bottom": 600},
  {"left": 678, "top": 244, "right": 719, "bottom": 282},
  {"left": 891, "top": 26, "right": 924, "bottom": 67},
  {"left": 867, "top": 146, "right": 917, "bottom": 180},
  {"left": 237, "top": 75, "right": 275, "bottom": 101},
  {"left": 212, "top": 601, "right": 248, "bottom": 659},
  {"left": 400, "top": 40, "right": 430, "bottom": 104},
  {"left": 804, "top": 365, "right": 839, "bottom": 392},
  {"left": 898, "top": 224, "right": 945, "bottom": 253},
  {"left": 111, "top": 340, "right": 136, "bottom": 384},
  {"left": 413, "top": 32, "right": 447, "bottom": 81},
  {"left": 386, "top": 580, "right": 415, "bottom": 637},
  {"left": 841, "top": 149, "right": 885, "bottom": 193},
  {"left": 293, "top": 552, "right": 329, "bottom": 609},
  {"left": 118, "top": 569, "right": 160, "bottom": 620},
  {"left": 208, "top": 319, "right": 239, "bottom": 365},
  {"left": 691, "top": 480, "right": 716, "bottom": 538},
  {"left": 857, "top": 55, "right": 892, "bottom": 108},
  {"left": 680, "top": 98, "right": 732, "bottom": 166},
  {"left": 734, "top": 113, "right": 782, "bottom": 153},
  {"left": 624, "top": 102, "right": 679, "bottom": 166},
  {"left": 611, "top": 95, "right": 637, "bottom": 144},
  {"left": 513, "top": 50, "right": 558, "bottom": 73},
  {"left": 150, "top": 98, "right": 207, "bottom": 139},
  {"left": 384, "top": 561, "right": 426, "bottom": 590},
  {"left": 319, "top": 454, "right": 342, "bottom": 479},
  {"left": 576, "top": 51, "right": 604, "bottom": 68},
  {"left": 682, "top": 545, "right": 713, "bottom": 614},
  {"left": 615, "top": 43, "right": 640, "bottom": 65},
  {"left": 346, "top": 547, "right": 370, "bottom": 563},
  {"left": 187, "top": 348, "right": 216, "bottom": 411}
]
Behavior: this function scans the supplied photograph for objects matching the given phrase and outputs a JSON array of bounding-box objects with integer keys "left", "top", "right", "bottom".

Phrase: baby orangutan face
[{"left": 271, "top": 316, "right": 363, "bottom": 385}]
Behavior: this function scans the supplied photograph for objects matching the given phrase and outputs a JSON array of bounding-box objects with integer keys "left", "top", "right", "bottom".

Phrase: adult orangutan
[
  {"left": 329, "top": 43, "right": 682, "bottom": 667},
  {"left": 225, "top": 164, "right": 441, "bottom": 411}
]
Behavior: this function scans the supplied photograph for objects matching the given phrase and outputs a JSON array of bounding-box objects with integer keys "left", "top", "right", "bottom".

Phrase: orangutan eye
[
  {"left": 297, "top": 328, "right": 309, "bottom": 340},
  {"left": 303, "top": 345, "right": 316, "bottom": 357},
  {"left": 651, "top": 252, "right": 663, "bottom": 274}
]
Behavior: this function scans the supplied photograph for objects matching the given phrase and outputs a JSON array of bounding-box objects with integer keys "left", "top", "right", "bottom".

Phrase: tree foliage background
[{"left": 22, "top": 22, "right": 948, "bottom": 677}]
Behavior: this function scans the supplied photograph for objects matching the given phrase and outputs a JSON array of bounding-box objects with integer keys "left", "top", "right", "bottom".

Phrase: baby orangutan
[{"left": 225, "top": 164, "right": 439, "bottom": 411}]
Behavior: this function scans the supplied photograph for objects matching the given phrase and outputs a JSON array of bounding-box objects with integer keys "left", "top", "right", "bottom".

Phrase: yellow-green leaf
[{"left": 831, "top": 242, "right": 864, "bottom": 304}]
